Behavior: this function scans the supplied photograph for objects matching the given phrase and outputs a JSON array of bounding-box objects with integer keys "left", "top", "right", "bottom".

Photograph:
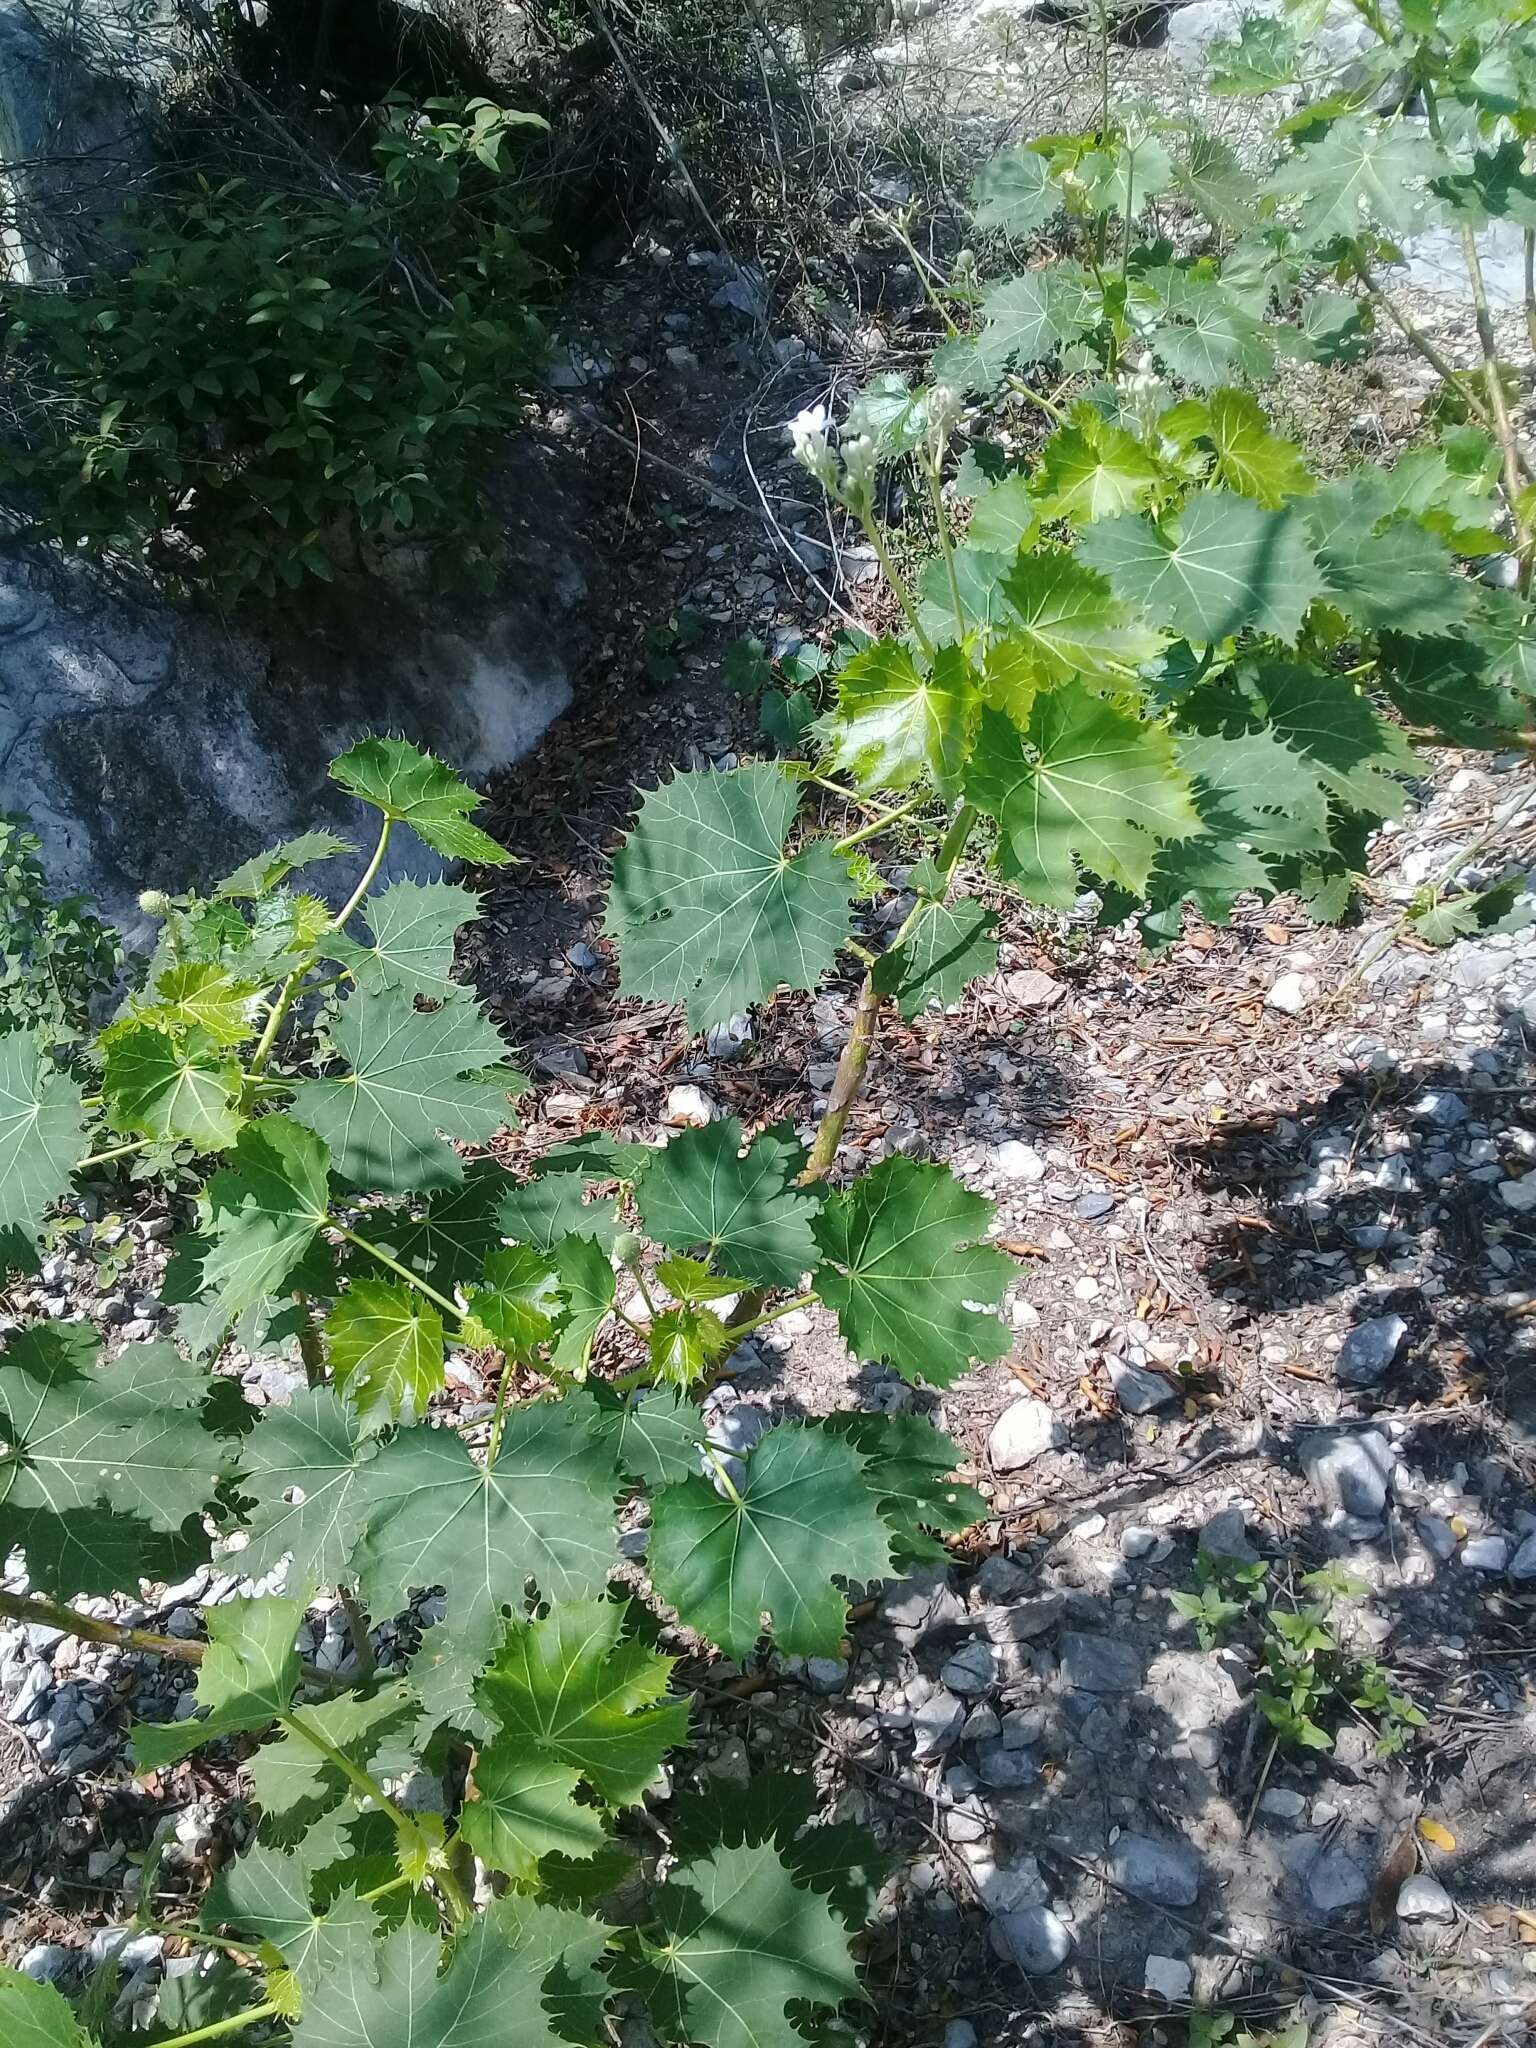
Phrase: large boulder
[
  {"left": 0, "top": 0, "right": 163, "bottom": 282},
  {"left": 0, "top": 437, "right": 590, "bottom": 932}
]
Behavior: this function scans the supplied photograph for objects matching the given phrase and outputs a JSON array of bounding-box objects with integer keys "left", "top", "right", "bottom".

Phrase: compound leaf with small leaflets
[
  {"left": 870, "top": 898, "right": 999, "bottom": 1018},
  {"left": 1079, "top": 491, "right": 1323, "bottom": 646},
  {"left": 635, "top": 1117, "right": 821, "bottom": 1289},
  {"left": 650, "top": 1422, "right": 892, "bottom": 1659},
  {"left": 606, "top": 764, "right": 855, "bottom": 1031},
  {"left": 288, "top": 984, "right": 522, "bottom": 1196},
  {"left": 329, "top": 880, "right": 479, "bottom": 999},
  {"left": 818, "top": 640, "right": 975, "bottom": 795},
  {"left": 133, "top": 1594, "right": 306, "bottom": 1768},
  {"left": 325, "top": 1280, "right": 446, "bottom": 1429},
  {"left": 0, "top": 1028, "right": 84, "bottom": 1259},
  {"left": 812, "top": 1155, "right": 1012, "bottom": 1387},
  {"left": 330, "top": 738, "right": 512, "bottom": 866},
  {"left": 966, "top": 692, "right": 1202, "bottom": 908},
  {"left": 626, "top": 1836, "right": 864, "bottom": 2048}
]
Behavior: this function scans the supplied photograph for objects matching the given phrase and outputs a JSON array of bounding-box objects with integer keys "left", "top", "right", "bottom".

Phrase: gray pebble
[
  {"left": 1109, "top": 1832, "right": 1201, "bottom": 1906},
  {"left": 989, "top": 1905, "right": 1074, "bottom": 1973}
]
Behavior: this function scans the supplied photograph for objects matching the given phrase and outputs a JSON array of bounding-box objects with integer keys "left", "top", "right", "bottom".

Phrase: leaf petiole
[
  {"left": 333, "top": 1222, "right": 463, "bottom": 1322},
  {"left": 147, "top": 2000, "right": 284, "bottom": 2048}
]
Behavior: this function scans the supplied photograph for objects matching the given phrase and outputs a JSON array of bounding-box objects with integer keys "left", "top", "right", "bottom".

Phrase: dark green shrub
[
  {"left": 0, "top": 817, "right": 120, "bottom": 1040},
  {"left": 0, "top": 98, "right": 548, "bottom": 599}
]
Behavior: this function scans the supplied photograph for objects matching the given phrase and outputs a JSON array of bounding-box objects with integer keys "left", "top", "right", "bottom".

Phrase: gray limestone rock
[
  {"left": 987, "top": 1396, "right": 1063, "bottom": 1471},
  {"left": 1200, "top": 1507, "right": 1259, "bottom": 1564},
  {"left": 1059, "top": 1632, "right": 1141, "bottom": 1693},
  {"left": 988, "top": 1905, "right": 1074, "bottom": 1974},
  {"left": 1294, "top": 1842, "right": 1369, "bottom": 1915},
  {"left": 1299, "top": 1428, "right": 1396, "bottom": 1519},
  {"left": 1334, "top": 1314, "right": 1407, "bottom": 1387},
  {"left": 0, "top": 435, "right": 591, "bottom": 930},
  {"left": 1109, "top": 1832, "right": 1201, "bottom": 1906}
]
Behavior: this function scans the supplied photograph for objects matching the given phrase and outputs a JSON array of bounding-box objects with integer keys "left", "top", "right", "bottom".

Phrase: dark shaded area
[{"left": 1185, "top": 1012, "right": 1536, "bottom": 1435}]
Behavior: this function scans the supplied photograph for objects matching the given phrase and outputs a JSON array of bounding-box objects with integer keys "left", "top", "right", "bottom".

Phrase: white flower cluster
[{"left": 786, "top": 401, "right": 880, "bottom": 513}]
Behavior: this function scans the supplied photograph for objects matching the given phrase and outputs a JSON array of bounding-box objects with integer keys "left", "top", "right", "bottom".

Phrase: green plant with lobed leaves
[
  {"left": 0, "top": 738, "right": 1005, "bottom": 2048},
  {"left": 0, "top": 96, "right": 548, "bottom": 599},
  {"left": 0, "top": 816, "right": 121, "bottom": 1043}
]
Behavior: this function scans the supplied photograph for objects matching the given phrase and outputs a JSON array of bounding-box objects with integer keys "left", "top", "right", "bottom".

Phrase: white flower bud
[
  {"left": 839, "top": 434, "right": 878, "bottom": 490},
  {"left": 787, "top": 403, "right": 838, "bottom": 493},
  {"left": 137, "top": 889, "right": 170, "bottom": 917}
]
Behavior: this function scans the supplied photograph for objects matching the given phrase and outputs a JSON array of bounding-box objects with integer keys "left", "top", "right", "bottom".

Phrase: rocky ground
[{"left": 4, "top": 4, "right": 1536, "bottom": 2045}]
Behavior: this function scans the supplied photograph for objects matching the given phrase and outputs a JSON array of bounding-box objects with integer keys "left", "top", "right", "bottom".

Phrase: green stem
[
  {"left": 701, "top": 1441, "right": 746, "bottom": 1510},
  {"left": 359, "top": 1872, "right": 414, "bottom": 1906},
  {"left": 485, "top": 1357, "right": 517, "bottom": 1466},
  {"left": 721, "top": 1291, "right": 816, "bottom": 1342},
  {"left": 809, "top": 774, "right": 887, "bottom": 816},
  {"left": 803, "top": 800, "right": 978, "bottom": 1183},
  {"left": 150, "top": 2001, "right": 283, "bottom": 2048},
  {"left": 867, "top": 202, "right": 960, "bottom": 337},
  {"left": 279, "top": 1708, "right": 419, "bottom": 1831},
  {"left": 625, "top": 1255, "right": 661, "bottom": 1320},
  {"left": 334, "top": 1223, "right": 462, "bottom": 1321},
  {"left": 75, "top": 1139, "right": 151, "bottom": 1172},
  {"left": 923, "top": 450, "right": 967, "bottom": 639},
  {"left": 1421, "top": 81, "right": 1534, "bottom": 590},
  {"left": 245, "top": 966, "right": 306, "bottom": 1080},
  {"left": 1004, "top": 373, "right": 1069, "bottom": 428},
  {"left": 833, "top": 796, "right": 924, "bottom": 855},
  {"left": 134, "top": 1922, "right": 253, "bottom": 1958},
  {"left": 246, "top": 817, "right": 391, "bottom": 1080},
  {"left": 329, "top": 816, "right": 393, "bottom": 936},
  {"left": 858, "top": 509, "right": 936, "bottom": 660},
  {"left": 0, "top": 1589, "right": 204, "bottom": 1665}
]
